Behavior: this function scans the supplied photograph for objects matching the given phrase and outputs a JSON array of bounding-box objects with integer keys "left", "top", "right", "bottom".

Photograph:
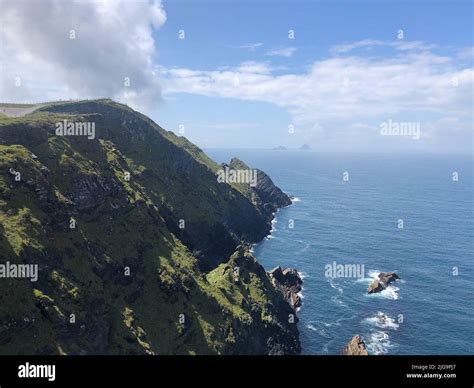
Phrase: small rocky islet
[{"left": 343, "top": 271, "right": 401, "bottom": 355}]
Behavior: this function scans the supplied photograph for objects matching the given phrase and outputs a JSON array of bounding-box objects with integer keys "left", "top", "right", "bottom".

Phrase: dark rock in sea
[
  {"left": 368, "top": 272, "right": 400, "bottom": 294},
  {"left": 268, "top": 266, "right": 303, "bottom": 310},
  {"left": 342, "top": 335, "right": 369, "bottom": 355},
  {"left": 299, "top": 143, "right": 311, "bottom": 150}
]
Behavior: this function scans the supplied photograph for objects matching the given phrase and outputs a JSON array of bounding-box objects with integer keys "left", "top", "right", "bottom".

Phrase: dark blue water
[{"left": 206, "top": 150, "right": 474, "bottom": 355}]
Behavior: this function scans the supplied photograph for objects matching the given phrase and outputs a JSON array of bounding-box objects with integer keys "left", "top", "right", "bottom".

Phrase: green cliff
[{"left": 0, "top": 99, "right": 300, "bottom": 355}]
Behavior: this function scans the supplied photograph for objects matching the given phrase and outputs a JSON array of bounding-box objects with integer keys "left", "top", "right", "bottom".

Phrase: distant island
[{"left": 272, "top": 144, "right": 312, "bottom": 151}]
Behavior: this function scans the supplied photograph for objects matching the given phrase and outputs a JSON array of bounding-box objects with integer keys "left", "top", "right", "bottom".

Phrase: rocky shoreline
[{"left": 268, "top": 266, "right": 303, "bottom": 310}]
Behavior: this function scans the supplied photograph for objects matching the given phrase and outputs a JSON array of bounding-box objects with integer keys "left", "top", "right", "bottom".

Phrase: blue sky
[
  {"left": 156, "top": 0, "right": 471, "bottom": 70},
  {"left": 1, "top": 0, "right": 472, "bottom": 152}
]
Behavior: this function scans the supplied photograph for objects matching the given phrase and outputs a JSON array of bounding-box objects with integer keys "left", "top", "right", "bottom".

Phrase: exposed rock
[
  {"left": 228, "top": 157, "right": 292, "bottom": 212},
  {"left": 268, "top": 266, "right": 303, "bottom": 310},
  {"left": 342, "top": 335, "right": 369, "bottom": 355},
  {"left": 368, "top": 272, "right": 400, "bottom": 294},
  {"left": 217, "top": 249, "right": 301, "bottom": 355}
]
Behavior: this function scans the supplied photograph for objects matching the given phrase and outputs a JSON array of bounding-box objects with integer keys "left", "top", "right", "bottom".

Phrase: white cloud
[
  {"left": 330, "top": 39, "right": 385, "bottom": 53},
  {"left": 0, "top": 0, "right": 166, "bottom": 110},
  {"left": 266, "top": 47, "right": 297, "bottom": 57},
  {"left": 457, "top": 47, "right": 474, "bottom": 59},
  {"left": 231, "top": 42, "right": 264, "bottom": 51},
  {"left": 161, "top": 45, "right": 473, "bottom": 151},
  {"left": 330, "top": 39, "right": 438, "bottom": 54}
]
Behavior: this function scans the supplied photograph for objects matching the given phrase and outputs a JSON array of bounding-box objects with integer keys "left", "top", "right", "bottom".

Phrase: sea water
[{"left": 207, "top": 149, "right": 473, "bottom": 355}]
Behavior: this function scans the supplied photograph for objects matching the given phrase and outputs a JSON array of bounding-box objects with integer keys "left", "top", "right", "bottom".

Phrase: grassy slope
[{"left": 0, "top": 101, "right": 299, "bottom": 355}]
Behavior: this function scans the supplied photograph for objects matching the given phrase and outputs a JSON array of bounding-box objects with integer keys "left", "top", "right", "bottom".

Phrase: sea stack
[
  {"left": 268, "top": 266, "right": 303, "bottom": 309},
  {"left": 368, "top": 272, "right": 400, "bottom": 294},
  {"left": 342, "top": 335, "right": 369, "bottom": 355}
]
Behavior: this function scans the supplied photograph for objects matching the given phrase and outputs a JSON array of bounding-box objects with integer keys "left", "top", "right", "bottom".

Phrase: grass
[{"left": 0, "top": 103, "right": 36, "bottom": 108}]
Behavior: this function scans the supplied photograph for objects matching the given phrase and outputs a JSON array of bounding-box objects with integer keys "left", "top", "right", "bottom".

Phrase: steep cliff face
[
  {"left": 226, "top": 157, "right": 292, "bottom": 219},
  {"left": 0, "top": 100, "right": 299, "bottom": 355}
]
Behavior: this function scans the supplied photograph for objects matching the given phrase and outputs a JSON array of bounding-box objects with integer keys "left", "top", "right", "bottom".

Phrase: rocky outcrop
[
  {"left": 268, "top": 266, "right": 303, "bottom": 310},
  {"left": 228, "top": 157, "right": 292, "bottom": 216},
  {"left": 210, "top": 248, "right": 301, "bottom": 355},
  {"left": 368, "top": 272, "right": 400, "bottom": 294},
  {"left": 342, "top": 335, "right": 369, "bottom": 355}
]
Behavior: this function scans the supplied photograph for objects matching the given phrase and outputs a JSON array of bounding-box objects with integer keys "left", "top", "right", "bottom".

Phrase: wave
[
  {"left": 295, "top": 239, "right": 310, "bottom": 254},
  {"left": 292, "top": 197, "right": 302, "bottom": 202},
  {"left": 328, "top": 277, "right": 344, "bottom": 294},
  {"left": 298, "top": 271, "right": 308, "bottom": 280},
  {"left": 270, "top": 217, "right": 278, "bottom": 233},
  {"left": 356, "top": 269, "right": 380, "bottom": 284},
  {"left": 306, "top": 323, "right": 332, "bottom": 339},
  {"left": 379, "top": 285, "right": 399, "bottom": 300},
  {"left": 323, "top": 313, "right": 356, "bottom": 328},
  {"left": 363, "top": 312, "right": 399, "bottom": 330},
  {"left": 328, "top": 277, "right": 348, "bottom": 307},
  {"left": 367, "top": 270, "right": 381, "bottom": 278},
  {"left": 364, "top": 331, "right": 395, "bottom": 355}
]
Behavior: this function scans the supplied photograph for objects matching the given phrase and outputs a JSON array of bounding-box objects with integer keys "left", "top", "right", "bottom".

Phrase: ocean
[{"left": 206, "top": 149, "right": 474, "bottom": 355}]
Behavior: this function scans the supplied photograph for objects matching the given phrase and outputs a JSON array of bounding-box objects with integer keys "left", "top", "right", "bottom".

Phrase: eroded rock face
[
  {"left": 342, "top": 335, "right": 368, "bottom": 355},
  {"left": 228, "top": 157, "right": 292, "bottom": 216},
  {"left": 268, "top": 266, "right": 303, "bottom": 310},
  {"left": 368, "top": 272, "right": 400, "bottom": 294},
  {"left": 217, "top": 249, "right": 301, "bottom": 355}
]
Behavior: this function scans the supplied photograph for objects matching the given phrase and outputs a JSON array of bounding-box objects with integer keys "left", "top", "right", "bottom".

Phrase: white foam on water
[
  {"left": 379, "top": 285, "right": 399, "bottom": 300},
  {"left": 359, "top": 270, "right": 401, "bottom": 300},
  {"left": 363, "top": 312, "right": 399, "bottom": 330},
  {"left": 306, "top": 323, "right": 332, "bottom": 339},
  {"left": 328, "top": 277, "right": 343, "bottom": 294},
  {"left": 306, "top": 323, "right": 317, "bottom": 331},
  {"left": 365, "top": 331, "right": 395, "bottom": 355},
  {"left": 299, "top": 271, "right": 308, "bottom": 280},
  {"left": 356, "top": 269, "right": 380, "bottom": 284},
  {"left": 328, "top": 277, "right": 348, "bottom": 307},
  {"left": 292, "top": 197, "right": 302, "bottom": 202},
  {"left": 365, "top": 285, "right": 399, "bottom": 300},
  {"left": 295, "top": 239, "right": 310, "bottom": 254},
  {"left": 270, "top": 219, "right": 278, "bottom": 233},
  {"left": 367, "top": 270, "right": 381, "bottom": 278}
]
